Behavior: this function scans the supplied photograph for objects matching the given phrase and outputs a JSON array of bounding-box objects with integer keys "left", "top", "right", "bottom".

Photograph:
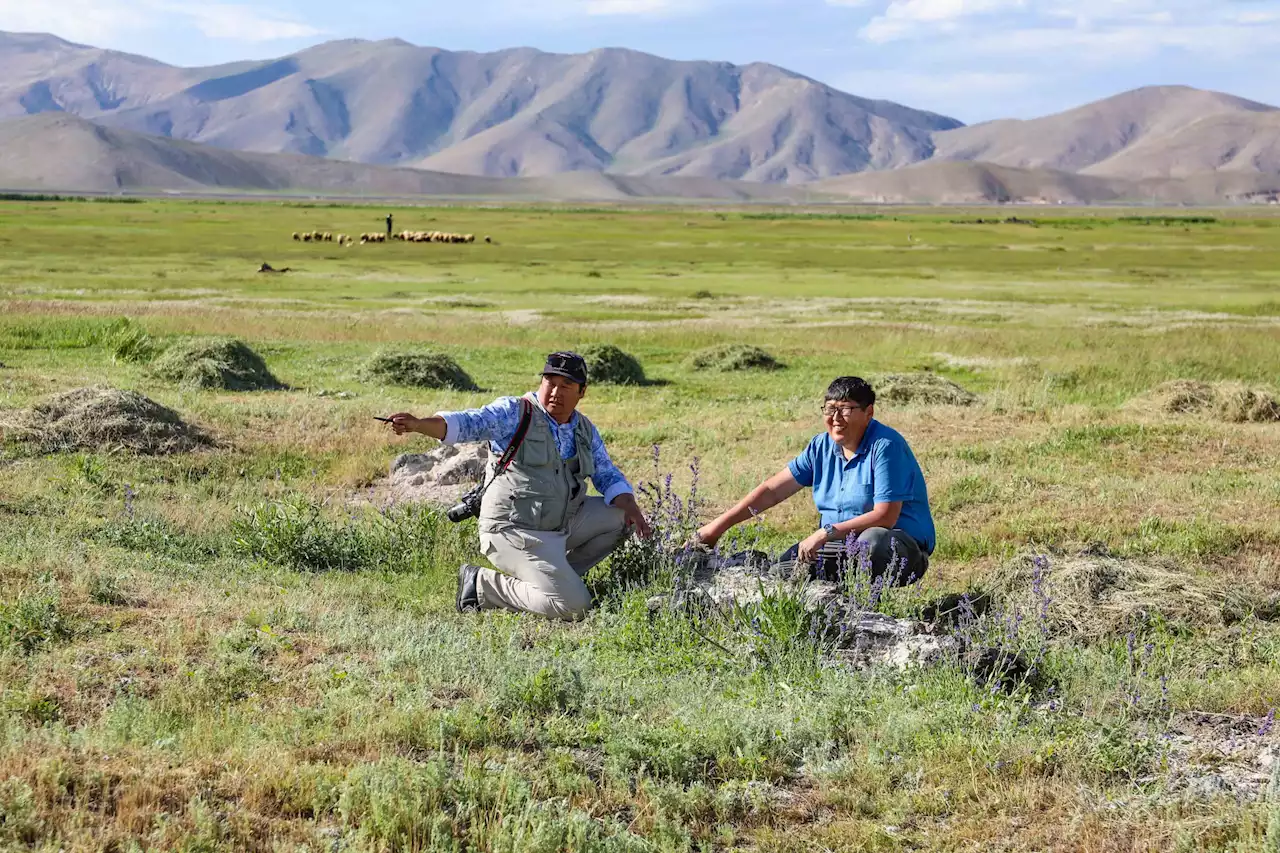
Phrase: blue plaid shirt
[{"left": 437, "top": 393, "right": 634, "bottom": 505}]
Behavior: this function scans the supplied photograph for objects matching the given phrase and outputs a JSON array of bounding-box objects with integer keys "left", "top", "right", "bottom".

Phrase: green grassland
[{"left": 1, "top": 199, "right": 1279, "bottom": 851}]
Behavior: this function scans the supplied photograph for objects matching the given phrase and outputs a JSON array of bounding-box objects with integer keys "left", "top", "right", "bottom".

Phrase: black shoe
[{"left": 456, "top": 563, "right": 481, "bottom": 613}]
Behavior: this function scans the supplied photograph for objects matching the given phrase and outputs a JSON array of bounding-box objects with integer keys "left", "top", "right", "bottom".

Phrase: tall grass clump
[
  {"left": 152, "top": 337, "right": 282, "bottom": 391},
  {"left": 360, "top": 351, "right": 479, "bottom": 391},
  {"left": 231, "top": 496, "right": 471, "bottom": 573},
  {"left": 338, "top": 757, "right": 643, "bottom": 852},
  {"left": 102, "top": 318, "right": 161, "bottom": 364},
  {"left": 1, "top": 584, "right": 76, "bottom": 654},
  {"left": 579, "top": 344, "right": 647, "bottom": 385}
]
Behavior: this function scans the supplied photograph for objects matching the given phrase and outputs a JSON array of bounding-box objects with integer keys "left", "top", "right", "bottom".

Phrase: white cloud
[
  {"left": 852, "top": 0, "right": 1280, "bottom": 52},
  {"left": 0, "top": 0, "right": 321, "bottom": 45},
  {"left": 164, "top": 4, "right": 322, "bottom": 41},
  {"left": 859, "top": 0, "right": 1028, "bottom": 41},
  {"left": 583, "top": 0, "right": 683, "bottom": 14}
]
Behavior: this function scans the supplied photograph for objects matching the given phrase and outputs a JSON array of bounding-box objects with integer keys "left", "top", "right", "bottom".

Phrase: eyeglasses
[{"left": 821, "top": 404, "right": 865, "bottom": 420}]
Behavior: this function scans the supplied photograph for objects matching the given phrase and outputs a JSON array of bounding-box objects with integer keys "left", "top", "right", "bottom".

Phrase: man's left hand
[
  {"left": 797, "top": 529, "right": 830, "bottom": 563},
  {"left": 613, "top": 494, "right": 653, "bottom": 539}
]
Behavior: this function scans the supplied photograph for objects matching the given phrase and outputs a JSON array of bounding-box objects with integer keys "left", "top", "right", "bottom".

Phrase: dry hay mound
[
  {"left": 1218, "top": 385, "right": 1280, "bottom": 423},
  {"left": 874, "top": 373, "right": 978, "bottom": 406},
  {"left": 987, "top": 552, "right": 1261, "bottom": 640},
  {"left": 1144, "top": 380, "right": 1216, "bottom": 415},
  {"left": 579, "top": 344, "right": 646, "bottom": 385},
  {"left": 1131, "top": 380, "right": 1280, "bottom": 423},
  {"left": 4, "top": 386, "right": 209, "bottom": 455},
  {"left": 361, "top": 351, "right": 479, "bottom": 391},
  {"left": 152, "top": 338, "right": 282, "bottom": 391},
  {"left": 687, "top": 344, "right": 782, "bottom": 372}
]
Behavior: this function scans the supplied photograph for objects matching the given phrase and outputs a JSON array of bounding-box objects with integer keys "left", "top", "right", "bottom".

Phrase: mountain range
[{"left": 1, "top": 30, "right": 1278, "bottom": 203}]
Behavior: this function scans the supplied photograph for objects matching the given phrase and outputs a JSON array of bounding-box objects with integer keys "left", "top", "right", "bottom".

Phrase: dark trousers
[{"left": 781, "top": 527, "right": 928, "bottom": 586}]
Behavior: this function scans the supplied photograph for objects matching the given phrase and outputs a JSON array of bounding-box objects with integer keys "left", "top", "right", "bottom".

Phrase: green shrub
[
  {"left": 579, "top": 344, "right": 646, "bottom": 385},
  {"left": 85, "top": 572, "right": 131, "bottom": 606},
  {"left": 496, "top": 663, "right": 587, "bottom": 716},
  {"left": 231, "top": 497, "right": 468, "bottom": 573},
  {"left": 0, "top": 779, "right": 41, "bottom": 846},
  {"left": 151, "top": 337, "right": 282, "bottom": 391},
  {"left": 360, "top": 351, "right": 479, "bottom": 390},
  {"left": 93, "top": 515, "right": 224, "bottom": 563},
  {"left": 1, "top": 584, "right": 76, "bottom": 654},
  {"left": 102, "top": 318, "right": 161, "bottom": 364},
  {"left": 687, "top": 345, "right": 781, "bottom": 372},
  {"left": 339, "top": 758, "right": 640, "bottom": 852}
]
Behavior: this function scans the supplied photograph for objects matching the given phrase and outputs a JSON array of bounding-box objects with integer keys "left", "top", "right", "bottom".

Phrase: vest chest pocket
[{"left": 518, "top": 431, "right": 553, "bottom": 467}]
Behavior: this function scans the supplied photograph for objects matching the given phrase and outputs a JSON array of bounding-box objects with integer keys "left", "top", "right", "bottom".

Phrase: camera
[{"left": 447, "top": 484, "right": 485, "bottom": 523}]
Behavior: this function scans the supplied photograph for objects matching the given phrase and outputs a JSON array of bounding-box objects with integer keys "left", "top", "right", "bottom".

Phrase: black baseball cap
[{"left": 542, "top": 351, "right": 588, "bottom": 386}]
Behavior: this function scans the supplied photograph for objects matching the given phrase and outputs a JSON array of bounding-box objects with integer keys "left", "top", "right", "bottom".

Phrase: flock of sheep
[
  {"left": 393, "top": 230, "right": 481, "bottom": 244},
  {"left": 290, "top": 230, "right": 490, "bottom": 246},
  {"left": 292, "top": 231, "right": 352, "bottom": 244}
]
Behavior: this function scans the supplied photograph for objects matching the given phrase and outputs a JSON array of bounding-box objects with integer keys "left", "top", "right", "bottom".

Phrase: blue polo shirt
[{"left": 787, "top": 420, "right": 936, "bottom": 554}]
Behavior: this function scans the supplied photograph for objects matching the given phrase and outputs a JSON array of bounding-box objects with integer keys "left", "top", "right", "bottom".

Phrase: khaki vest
[{"left": 478, "top": 397, "right": 596, "bottom": 534}]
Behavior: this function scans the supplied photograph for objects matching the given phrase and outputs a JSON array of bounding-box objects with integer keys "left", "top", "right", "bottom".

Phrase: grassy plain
[{"left": 1, "top": 199, "right": 1279, "bottom": 851}]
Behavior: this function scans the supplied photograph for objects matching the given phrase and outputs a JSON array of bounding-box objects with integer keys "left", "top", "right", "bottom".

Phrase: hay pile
[
  {"left": 987, "top": 552, "right": 1259, "bottom": 640},
  {"left": 579, "top": 344, "right": 646, "bottom": 385},
  {"left": 361, "top": 351, "right": 479, "bottom": 391},
  {"left": 1218, "top": 386, "right": 1280, "bottom": 423},
  {"left": 152, "top": 338, "right": 282, "bottom": 391},
  {"left": 687, "top": 345, "right": 782, "bottom": 372},
  {"left": 874, "top": 373, "right": 978, "bottom": 406},
  {"left": 1132, "top": 380, "right": 1280, "bottom": 423},
  {"left": 3, "top": 386, "right": 209, "bottom": 454}
]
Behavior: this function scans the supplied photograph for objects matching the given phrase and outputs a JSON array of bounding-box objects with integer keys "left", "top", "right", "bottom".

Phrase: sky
[{"left": 3, "top": 0, "right": 1279, "bottom": 123}]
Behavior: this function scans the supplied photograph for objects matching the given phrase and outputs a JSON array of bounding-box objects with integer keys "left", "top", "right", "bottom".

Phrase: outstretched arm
[
  {"left": 385, "top": 397, "right": 522, "bottom": 446},
  {"left": 387, "top": 414, "right": 447, "bottom": 440},
  {"left": 695, "top": 467, "right": 803, "bottom": 549}
]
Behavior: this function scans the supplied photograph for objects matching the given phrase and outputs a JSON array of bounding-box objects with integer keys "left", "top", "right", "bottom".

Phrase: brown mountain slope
[
  {"left": 0, "top": 113, "right": 817, "bottom": 201},
  {"left": 930, "top": 86, "right": 1280, "bottom": 177},
  {"left": 1082, "top": 110, "right": 1280, "bottom": 178},
  {"left": 814, "top": 162, "right": 1129, "bottom": 203},
  {"left": 813, "top": 160, "right": 1280, "bottom": 205},
  {"left": 0, "top": 33, "right": 960, "bottom": 184}
]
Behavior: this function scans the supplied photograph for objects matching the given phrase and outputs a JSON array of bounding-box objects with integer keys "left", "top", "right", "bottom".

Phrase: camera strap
[{"left": 492, "top": 397, "right": 535, "bottom": 476}]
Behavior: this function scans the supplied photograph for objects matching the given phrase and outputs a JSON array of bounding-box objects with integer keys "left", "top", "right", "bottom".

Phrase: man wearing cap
[{"left": 386, "top": 352, "right": 652, "bottom": 620}]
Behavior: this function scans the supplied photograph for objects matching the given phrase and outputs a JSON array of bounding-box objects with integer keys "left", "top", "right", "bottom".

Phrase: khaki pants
[{"left": 476, "top": 497, "right": 626, "bottom": 620}]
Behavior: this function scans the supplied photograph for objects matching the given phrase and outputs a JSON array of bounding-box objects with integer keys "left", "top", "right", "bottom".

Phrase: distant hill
[
  {"left": 930, "top": 86, "right": 1280, "bottom": 178},
  {"left": 0, "top": 33, "right": 960, "bottom": 184},
  {"left": 0, "top": 113, "right": 821, "bottom": 201},
  {"left": 812, "top": 160, "right": 1280, "bottom": 205},
  {"left": 4, "top": 32, "right": 1279, "bottom": 203},
  {"left": 814, "top": 162, "right": 1130, "bottom": 204}
]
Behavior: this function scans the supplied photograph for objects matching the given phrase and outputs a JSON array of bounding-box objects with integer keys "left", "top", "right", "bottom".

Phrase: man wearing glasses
[
  {"left": 387, "top": 352, "right": 652, "bottom": 619},
  {"left": 694, "top": 376, "right": 934, "bottom": 584}
]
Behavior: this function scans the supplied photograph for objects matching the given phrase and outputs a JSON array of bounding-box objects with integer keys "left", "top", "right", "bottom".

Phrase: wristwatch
[{"left": 823, "top": 524, "right": 840, "bottom": 542}]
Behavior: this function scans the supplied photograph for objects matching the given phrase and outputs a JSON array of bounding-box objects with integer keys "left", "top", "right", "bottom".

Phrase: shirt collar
[{"left": 830, "top": 419, "right": 877, "bottom": 461}]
